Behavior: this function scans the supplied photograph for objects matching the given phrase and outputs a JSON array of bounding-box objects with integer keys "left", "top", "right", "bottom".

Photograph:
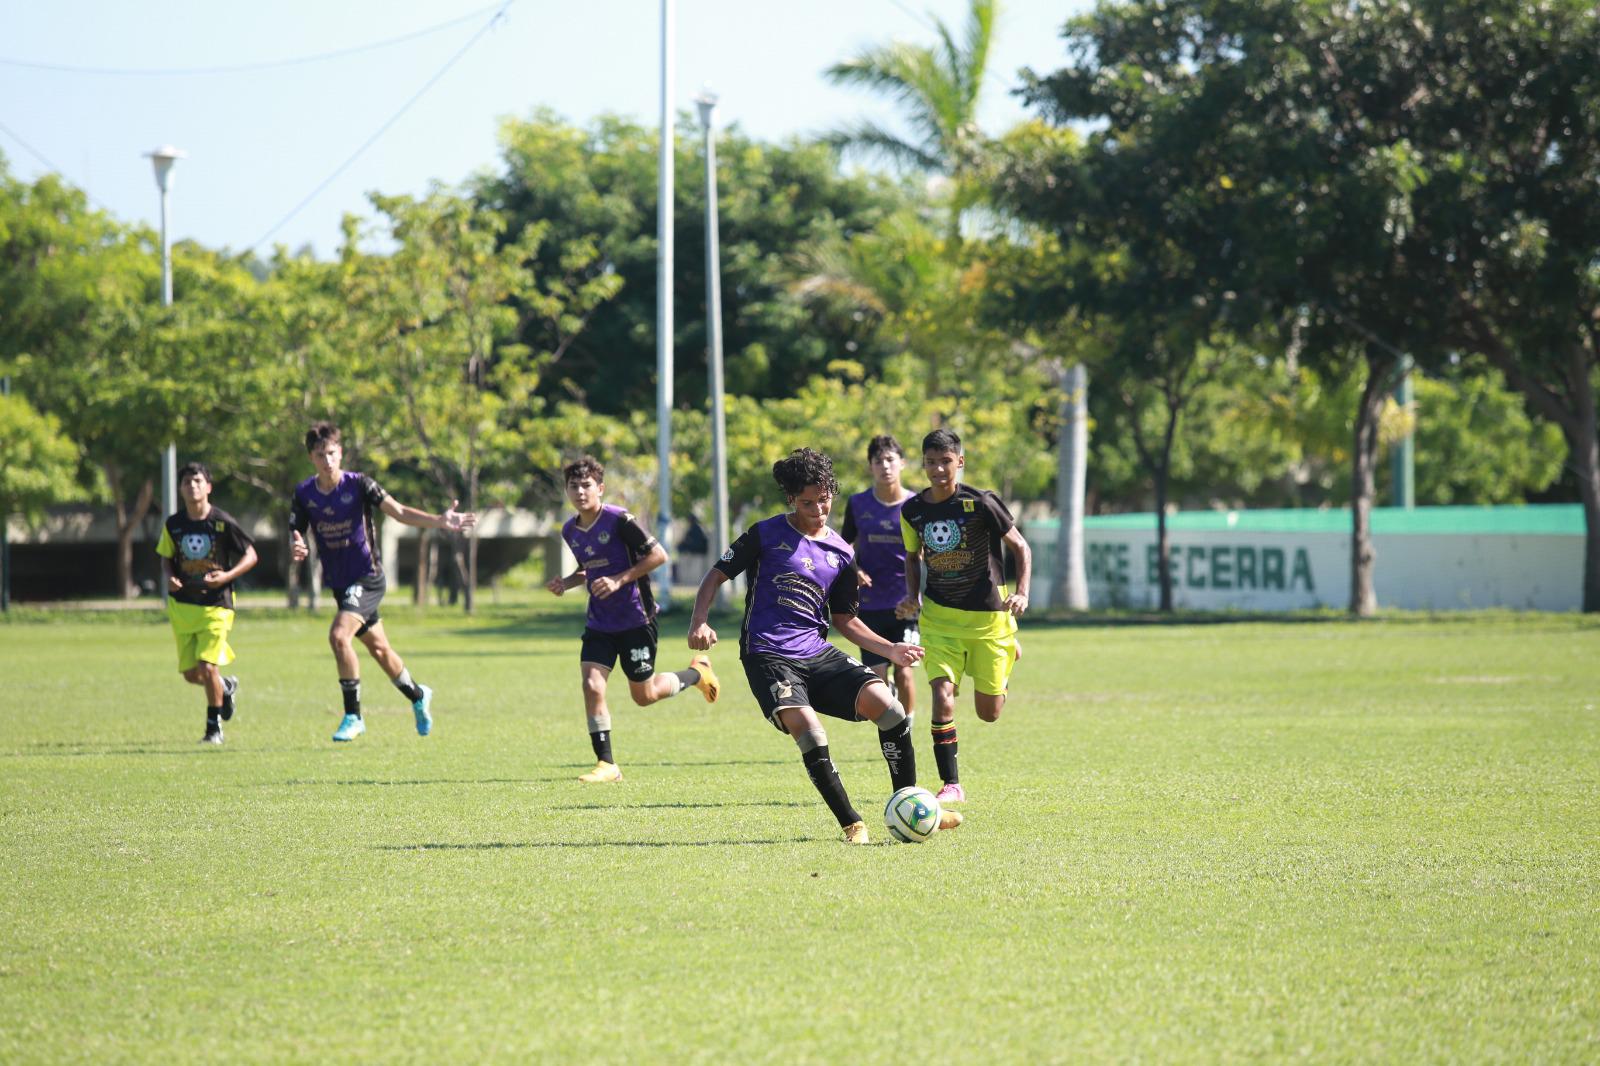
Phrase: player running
[
  {"left": 156, "top": 461, "right": 259, "bottom": 744},
  {"left": 547, "top": 455, "right": 719, "bottom": 783},
  {"left": 839, "top": 434, "right": 918, "bottom": 710},
  {"left": 288, "top": 421, "right": 476, "bottom": 742},
  {"left": 688, "top": 447, "right": 961, "bottom": 845},
  {"left": 897, "top": 428, "right": 1031, "bottom": 805}
]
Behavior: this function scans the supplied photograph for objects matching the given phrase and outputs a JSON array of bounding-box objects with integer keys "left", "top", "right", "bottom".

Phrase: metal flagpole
[{"left": 696, "top": 88, "right": 729, "bottom": 607}]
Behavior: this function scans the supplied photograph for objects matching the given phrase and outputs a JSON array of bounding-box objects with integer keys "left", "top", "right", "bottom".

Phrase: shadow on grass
[
  {"left": 375, "top": 837, "right": 812, "bottom": 850},
  {"left": 5, "top": 744, "right": 248, "bottom": 758},
  {"left": 274, "top": 777, "right": 567, "bottom": 787},
  {"left": 550, "top": 800, "right": 812, "bottom": 811}
]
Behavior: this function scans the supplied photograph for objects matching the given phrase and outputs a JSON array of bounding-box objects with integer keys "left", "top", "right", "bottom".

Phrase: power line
[
  {"left": 885, "top": 0, "right": 942, "bottom": 35},
  {"left": 0, "top": 3, "right": 509, "bottom": 77},
  {"left": 247, "top": 2, "right": 512, "bottom": 252},
  {"left": 0, "top": 116, "right": 115, "bottom": 213}
]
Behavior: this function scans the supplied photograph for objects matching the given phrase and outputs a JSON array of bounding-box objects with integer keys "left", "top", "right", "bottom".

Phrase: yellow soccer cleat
[
  {"left": 937, "top": 809, "right": 964, "bottom": 832},
  {"left": 690, "top": 655, "right": 720, "bottom": 703},
  {"left": 578, "top": 760, "right": 623, "bottom": 783},
  {"left": 842, "top": 821, "right": 870, "bottom": 845}
]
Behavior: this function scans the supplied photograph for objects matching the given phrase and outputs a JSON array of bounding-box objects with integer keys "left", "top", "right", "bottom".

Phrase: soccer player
[
  {"left": 156, "top": 461, "right": 259, "bottom": 744},
  {"left": 546, "top": 455, "right": 720, "bottom": 783},
  {"left": 688, "top": 447, "right": 961, "bottom": 845},
  {"left": 897, "top": 428, "right": 1031, "bottom": 805},
  {"left": 288, "top": 421, "right": 477, "bottom": 742},
  {"left": 839, "top": 434, "right": 918, "bottom": 709}
]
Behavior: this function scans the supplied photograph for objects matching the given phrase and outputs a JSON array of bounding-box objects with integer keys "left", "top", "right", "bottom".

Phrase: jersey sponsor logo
[
  {"left": 720, "top": 547, "right": 735, "bottom": 562},
  {"left": 924, "top": 519, "right": 962, "bottom": 551},
  {"left": 801, "top": 557, "right": 816, "bottom": 571},
  {"left": 323, "top": 505, "right": 338, "bottom": 515}
]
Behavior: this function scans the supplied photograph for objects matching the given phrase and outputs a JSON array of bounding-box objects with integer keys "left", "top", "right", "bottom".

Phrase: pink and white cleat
[{"left": 935, "top": 782, "right": 966, "bottom": 804}]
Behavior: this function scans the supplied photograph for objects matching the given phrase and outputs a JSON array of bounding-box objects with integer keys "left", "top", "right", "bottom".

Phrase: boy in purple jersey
[
  {"left": 839, "top": 434, "right": 918, "bottom": 711},
  {"left": 547, "top": 455, "right": 720, "bottom": 783},
  {"left": 288, "top": 422, "right": 477, "bottom": 743},
  {"left": 688, "top": 448, "right": 962, "bottom": 845}
]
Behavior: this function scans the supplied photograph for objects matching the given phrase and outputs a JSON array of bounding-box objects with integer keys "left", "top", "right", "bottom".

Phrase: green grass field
[{"left": 3, "top": 600, "right": 1598, "bottom": 1062}]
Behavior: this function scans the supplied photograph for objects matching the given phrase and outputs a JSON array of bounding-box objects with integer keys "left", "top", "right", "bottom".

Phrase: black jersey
[
  {"left": 156, "top": 507, "right": 255, "bottom": 609},
  {"left": 899, "top": 485, "right": 1015, "bottom": 614}
]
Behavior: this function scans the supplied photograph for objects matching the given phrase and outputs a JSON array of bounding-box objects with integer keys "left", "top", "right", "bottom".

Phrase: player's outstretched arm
[
  {"left": 380, "top": 496, "right": 478, "bottom": 532},
  {"left": 834, "top": 613, "right": 924, "bottom": 667},
  {"left": 687, "top": 569, "right": 728, "bottom": 650},
  {"left": 1002, "top": 526, "right": 1031, "bottom": 616}
]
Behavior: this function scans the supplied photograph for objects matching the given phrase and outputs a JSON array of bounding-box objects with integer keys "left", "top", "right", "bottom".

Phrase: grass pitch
[{"left": 2, "top": 600, "right": 1597, "bottom": 1062}]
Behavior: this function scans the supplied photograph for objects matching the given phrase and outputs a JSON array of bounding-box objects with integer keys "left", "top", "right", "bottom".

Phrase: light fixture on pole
[
  {"left": 655, "top": 0, "right": 675, "bottom": 607},
  {"left": 146, "top": 144, "right": 185, "bottom": 601},
  {"left": 695, "top": 87, "right": 730, "bottom": 606}
]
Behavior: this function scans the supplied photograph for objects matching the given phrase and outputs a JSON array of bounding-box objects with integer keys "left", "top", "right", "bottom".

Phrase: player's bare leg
[
  {"left": 357, "top": 621, "right": 432, "bottom": 735},
  {"left": 579, "top": 662, "right": 621, "bottom": 781},
  {"left": 328, "top": 612, "right": 367, "bottom": 741},
  {"left": 975, "top": 692, "right": 1006, "bottom": 723},
  {"left": 626, "top": 656, "right": 719, "bottom": 707}
]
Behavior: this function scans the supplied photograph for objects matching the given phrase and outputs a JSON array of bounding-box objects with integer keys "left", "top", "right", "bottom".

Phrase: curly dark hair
[
  {"left": 922, "top": 428, "right": 963, "bottom": 456},
  {"left": 867, "top": 434, "right": 905, "bottom": 462},
  {"left": 562, "top": 455, "right": 605, "bottom": 485},
  {"left": 304, "top": 421, "right": 341, "bottom": 453},
  {"left": 772, "top": 447, "right": 839, "bottom": 501}
]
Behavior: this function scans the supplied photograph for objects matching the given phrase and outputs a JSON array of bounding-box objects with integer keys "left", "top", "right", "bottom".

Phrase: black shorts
[
  {"left": 855, "top": 608, "right": 919, "bottom": 667},
  {"left": 742, "top": 645, "right": 883, "bottom": 732},
  {"left": 335, "top": 572, "right": 386, "bottom": 634},
  {"left": 581, "top": 621, "right": 659, "bottom": 682}
]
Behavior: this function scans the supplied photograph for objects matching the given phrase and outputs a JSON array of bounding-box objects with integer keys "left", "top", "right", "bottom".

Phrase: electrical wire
[
  {"left": 0, "top": 115, "right": 116, "bottom": 212},
  {"left": 0, "top": 2, "right": 509, "bottom": 77},
  {"left": 246, "top": 1, "right": 512, "bottom": 252}
]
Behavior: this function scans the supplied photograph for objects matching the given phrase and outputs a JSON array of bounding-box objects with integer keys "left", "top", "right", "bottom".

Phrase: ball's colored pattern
[{"left": 884, "top": 786, "right": 942, "bottom": 843}]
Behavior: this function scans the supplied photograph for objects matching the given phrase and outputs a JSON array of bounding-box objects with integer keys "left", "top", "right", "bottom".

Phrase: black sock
[
  {"left": 392, "top": 669, "right": 423, "bottom": 703},
  {"left": 932, "top": 720, "right": 959, "bottom": 784},
  {"left": 206, "top": 708, "right": 222, "bottom": 730},
  {"left": 589, "top": 728, "right": 613, "bottom": 764},
  {"left": 801, "top": 745, "right": 861, "bottom": 827},
  {"left": 879, "top": 717, "right": 917, "bottom": 792},
  {"left": 672, "top": 668, "right": 701, "bottom": 692},
  {"left": 340, "top": 679, "right": 361, "bottom": 718}
]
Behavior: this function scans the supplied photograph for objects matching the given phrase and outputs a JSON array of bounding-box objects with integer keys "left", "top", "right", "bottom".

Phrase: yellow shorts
[
  {"left": 167, "top": 601, "right": 236, "bottom": 673},
  {"left": 920, "top": 628, "right": 1018, "bottom": 696}
]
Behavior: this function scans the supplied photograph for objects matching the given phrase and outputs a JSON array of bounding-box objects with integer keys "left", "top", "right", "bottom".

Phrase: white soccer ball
[{"left": 884, "top": 786, "right": 942, "bottom": 843}]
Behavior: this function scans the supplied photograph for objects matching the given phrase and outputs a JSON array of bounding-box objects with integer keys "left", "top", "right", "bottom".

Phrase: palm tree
[{"left": 824, "top": 0, "right": 998, "bottom": 249}]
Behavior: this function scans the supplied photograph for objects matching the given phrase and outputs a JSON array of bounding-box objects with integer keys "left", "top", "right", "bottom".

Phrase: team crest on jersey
[
  {"left": 598, "top": 532, "right": 611, "bottom": 544},
  {"left": 770, "top": 680, "right": 794, "bottom": 701},
  {"left": 179, "top": 531, "right": 212, "bottom": 561},
  {"left": 825, "top": 552, "right": 839, "bottom": 568},
  {"left": 924, "top": 519, "right": 962, "bottom": 551},
  {"left": 341, "top": 493, "right": 354, "bottom": 504},
  {"left": 962, "top": 498, "right": 976, "bottom": 512}
]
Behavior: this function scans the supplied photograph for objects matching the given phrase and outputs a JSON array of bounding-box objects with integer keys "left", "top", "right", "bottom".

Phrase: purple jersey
[
  {"left": 839, "top": 489, "right": 911, "bottom": 612},
  {"left": 715, "top": 514, "right": 861, "bottom": 659},
  {"left": 562, "top": 504, "right": 658, "bottom": 632},
  {"left": 289, "top": 471, "right": 387, "bottom": 591}
]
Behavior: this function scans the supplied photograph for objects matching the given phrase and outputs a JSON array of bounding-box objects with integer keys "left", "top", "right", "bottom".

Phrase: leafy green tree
[
  {"left": 0, "top": 392, "right": 83, "bottom": 609},
  {"left": 473, "top": 112, "right": 902, "bottom": 416}
]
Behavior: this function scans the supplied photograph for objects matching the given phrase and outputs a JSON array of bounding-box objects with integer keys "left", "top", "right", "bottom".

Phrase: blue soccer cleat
[
  {"left": 332, "top": 714, "right": 366, "bottom": 742},
  {"left": 412, "top": 684, "right": 433, "bottom": 737}
]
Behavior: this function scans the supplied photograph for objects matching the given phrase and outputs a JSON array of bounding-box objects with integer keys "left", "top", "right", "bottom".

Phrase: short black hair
[
  {"left": 772, "top": 447, "right": 839, "bottom": 501},
  {"left": 305, "top": 421, "right": 341, "bottom": 453},
  {"left": 563, "top": 455, "right": 605, "bottom": 485},
  {"left": 867, "top": 434, "right": 905, "bottom": 462},
  {"left": 177, "top": 461, "right": 211, "bottom": 484},
  {"left": 922, "top": 428, "right": 963, "bottom": 455}
]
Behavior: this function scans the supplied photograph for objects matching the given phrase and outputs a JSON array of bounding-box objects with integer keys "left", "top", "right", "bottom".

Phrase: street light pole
[
  {"left": 695, "top": 88, "right": 730, "bottom": 607},
  {"left": 655, "top": 0, "right": 676, "bottom": 607},
  {"left": 147, "top": 145, "right": 185, "bottom": 599}
]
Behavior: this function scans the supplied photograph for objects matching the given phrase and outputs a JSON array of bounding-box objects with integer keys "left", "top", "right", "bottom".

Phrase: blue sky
[{"left": 1, "top": 1, "right": 1089, "bottom": 258}]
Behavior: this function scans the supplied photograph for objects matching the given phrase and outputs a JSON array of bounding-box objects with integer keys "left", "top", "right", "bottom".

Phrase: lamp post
[
  {"left": 655, "top": 0, "right": 675, "bottom": 606},
  {"left": 695, "top": 88, "right": 730, "bottom": 606},
  {"left": 147, "top": 144, "right": 185, "bottom": 599}
]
